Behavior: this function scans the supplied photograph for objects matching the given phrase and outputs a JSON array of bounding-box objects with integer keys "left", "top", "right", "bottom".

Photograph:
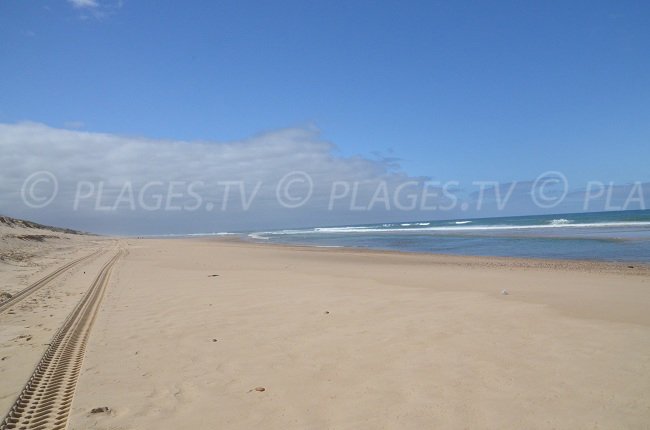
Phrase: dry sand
[
  {"left": 0, "top": 221, "right": 106, "bottom": 296},
  {"left": 2, "top": 234, "right": 650, "bottom": 429},
  {"left": 0, "top": 220, "right": 115, "bottom": 422}
]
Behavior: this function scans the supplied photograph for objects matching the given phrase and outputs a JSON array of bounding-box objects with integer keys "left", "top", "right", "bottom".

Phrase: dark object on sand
[
  {"left": 90, "top": 406, "right": 110, "bottom": 414},
  {"left": 208, "top": 274, "right": 219, "bottom": 277}
]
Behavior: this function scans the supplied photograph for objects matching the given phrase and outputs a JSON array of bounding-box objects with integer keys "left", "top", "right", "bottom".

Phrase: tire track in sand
[
  {"left": 0, "top": 249, "right": 123, "bottom": 430},
  {"left": 0, "top": 249, "right": 105, "bottom": 315}
]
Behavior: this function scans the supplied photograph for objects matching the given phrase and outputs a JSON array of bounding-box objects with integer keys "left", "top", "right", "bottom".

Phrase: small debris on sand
[
  {"left": 208, "top": 274, "right": 219, "bottom": 277},
  {"left": 248, "top": 386, "right": 267, "bottom": 393},
  {"left": 501, "top": 289, "right": 509, "bottom": 295},
  {"left": 1, "top": 356, "right": 8, "bottom": 361},
  {"left": 324, "top": 311, "right": 330, "bottom": 314},
  {"left": 628, "top": 266, "right": 634, "bottom": 269},
  {"left": 90, "top": 406, "right": 110, "bottom": 414},
  {"left": 212, "top": 338, "right": 218, "bottom": 342}
]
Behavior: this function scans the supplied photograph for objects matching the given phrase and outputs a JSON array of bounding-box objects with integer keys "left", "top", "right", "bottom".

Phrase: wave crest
[{"left": 549, "top": 218, "right": 572, "bottom": 225}]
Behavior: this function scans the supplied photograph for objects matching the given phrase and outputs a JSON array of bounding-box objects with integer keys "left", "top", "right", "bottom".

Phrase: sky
[{"left": 1, "top": 1, "right": 649, "bottom": 234}]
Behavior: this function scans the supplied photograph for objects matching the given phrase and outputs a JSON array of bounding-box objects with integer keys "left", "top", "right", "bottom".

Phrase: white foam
[
  {"left": 186, "top": 232, "right": 236, "bottom": 236},
  {"left": 248, "top": 233, "right": 270, "bottom": 240},
  {"left": 397, "top": 222, "right": 430, "bottom": 227},
  {"left": 251, "top": 221, "right": 650, "bottom": 237},
  {"left": 314, "top": 226, "right": 371, "bottom": 232},
  {"left": 549, "top": 218, "right": 572, "bottom": 225}
]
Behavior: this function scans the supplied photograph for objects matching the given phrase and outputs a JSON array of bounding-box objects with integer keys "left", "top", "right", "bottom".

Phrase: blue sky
[{"left": 1, "top": 1, "right": 649, "bottom": 233}]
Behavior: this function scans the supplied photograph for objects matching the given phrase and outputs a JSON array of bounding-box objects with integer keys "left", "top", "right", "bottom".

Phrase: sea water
[{"left": 248, "top": 210, "right": 650, "bottom": 262}]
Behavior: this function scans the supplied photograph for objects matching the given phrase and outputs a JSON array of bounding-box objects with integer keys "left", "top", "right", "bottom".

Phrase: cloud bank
[
  {"left": 0, "top": 122, "right": 431, "bottom": 234},
  {"left": 1, "top": 122, "right": 647, "bottom": 235}
]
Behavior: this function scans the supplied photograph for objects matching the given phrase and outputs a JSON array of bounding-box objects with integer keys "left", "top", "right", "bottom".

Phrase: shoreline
[
  {"left": 133, "top": 227, "right": 650, "bottom": 268},
  {"left": 200, "top": 235, "right": 650, "bottom": 275}
]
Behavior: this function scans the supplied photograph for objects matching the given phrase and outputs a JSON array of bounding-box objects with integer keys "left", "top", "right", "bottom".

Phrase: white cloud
[
  {"left": 2, "top": 122, "right": 642, "bottom": 234},
  {"left": 68, "top": 0, "right": 123, "bottom": 20},
  {"left": 68, "top": 0, "right": 99, "bottom": 9},
  {"left": 0, "top": 122, "right": 431, "bottom": 234}
]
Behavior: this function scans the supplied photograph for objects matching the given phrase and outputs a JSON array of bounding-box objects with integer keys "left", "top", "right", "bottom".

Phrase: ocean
[{"left": 247, "top": 210, "right": 650, "bottom": 262}]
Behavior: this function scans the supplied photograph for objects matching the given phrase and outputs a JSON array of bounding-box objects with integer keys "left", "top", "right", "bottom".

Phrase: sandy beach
[{"left": 1, "top": 232, "right": 650, "bottom": 429}]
